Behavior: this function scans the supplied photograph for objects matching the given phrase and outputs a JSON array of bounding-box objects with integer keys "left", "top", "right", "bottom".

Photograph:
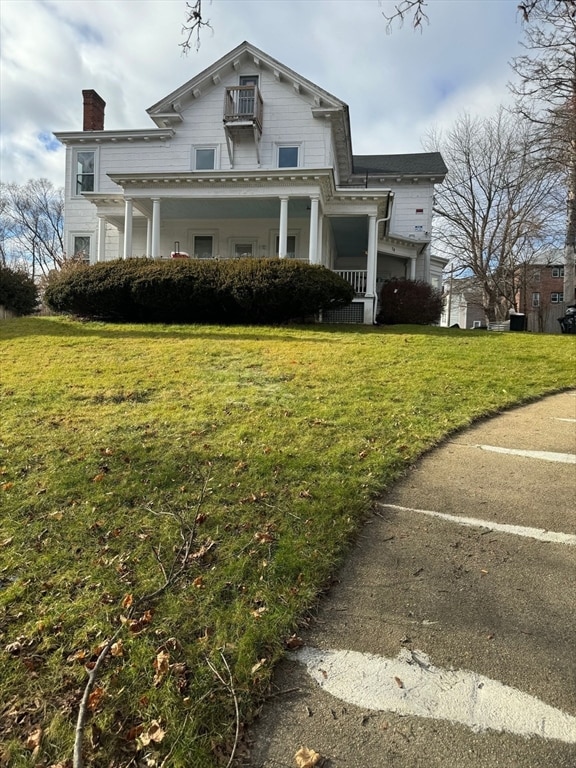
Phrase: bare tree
[
  {"left": 510, "top": 2, "right": 576, "bottom": 307},
  {"left": 181, "top": 0, "right": 213, "bottom": 53},
  {"left": 426, "top": 110, "right": 563, "bottom": 322},
  {"left": 381, "top": 0, "right": 575, "bottom": 29},
  {"left": 0, "top": 179, "right": 65, "bottom": 279}
]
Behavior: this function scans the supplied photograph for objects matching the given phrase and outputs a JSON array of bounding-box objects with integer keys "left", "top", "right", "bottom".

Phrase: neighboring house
[
  {"left": 440, "top": 277, "right": 486, "bottom": 329},
  {"left": 54, "top": 41, "right": 447, "bottom": 324},
  {"left": 516, "top": 251, "right": 568, "bottom": 334}
]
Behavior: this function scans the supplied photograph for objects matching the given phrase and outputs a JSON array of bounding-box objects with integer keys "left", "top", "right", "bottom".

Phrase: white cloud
[{"left": 0, "top": 0, "right": 527, "bottom": 187}]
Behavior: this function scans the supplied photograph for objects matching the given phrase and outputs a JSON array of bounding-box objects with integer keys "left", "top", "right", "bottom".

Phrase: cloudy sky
[{"left": 1, "top": 0, "right": 528, "bottom": 188}]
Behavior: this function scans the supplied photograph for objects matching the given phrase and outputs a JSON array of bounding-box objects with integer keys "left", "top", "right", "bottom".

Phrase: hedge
[
  {"left": 0, "top": 265, "right": 38, "bottom": 316},
  {"left": 44, "top": 258, "right": 354, "bottom": 324},
  {"left": 376, "top": 278, "right": 444, "bottom": 325}
]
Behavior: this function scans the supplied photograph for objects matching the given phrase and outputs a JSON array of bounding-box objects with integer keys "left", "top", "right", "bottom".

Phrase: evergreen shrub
[
  {"left": 44, "top": 258, "right": 354, "bottom": 324},
  {"left": 0, "top": 265, "right": 39, "bottom": 316},
  {"left": 377, "top": 278, "right": 444, "bottom": 325}
]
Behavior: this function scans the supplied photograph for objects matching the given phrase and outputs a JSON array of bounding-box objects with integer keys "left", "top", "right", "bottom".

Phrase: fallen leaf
[
  {"left": 153, "top": 650, "right": 170, "bottom": 687},
  {"left": 125, "top": 724, "right": 144, "bottom": 741},
  {"left": 25, "top": 727, "right": 42, "bottom": 751},
  {"left": 5, "top": 640, "right": 23, "bottom": 654},
  {"left": 137, "top": 719, "right": 166, "bottom": 747},
  {"left": 122, "top": 593, "right": 134, "bottom": 609},
  {"left": 92, "top": 473, "right": 106, "bottom": 483},
  {"left": 192, "top": 576, "right": 205, "bottom": 589},
  {"left": 285, "top": 634, "right": 304, "bottom": 650},
  {"left": 254, "top": 531, "right": 274, "bottom": 544},
  {"left": 1, "top": 482, "right": 14, "bottom": 491},
  {"left": 87, "top": 686, "right": 105, "bottom": 711},
  {"left": 110, "top": 639, "right": 124, "bottom": 657},
  {"left": 295, "top": 746, "right": 322, "bottom": 767},
  {"left": 394, "top": 676, "right": 404, "bottom": 689},
  {"left": 251, "top": 658, "right": 267, "bottom": 675}
]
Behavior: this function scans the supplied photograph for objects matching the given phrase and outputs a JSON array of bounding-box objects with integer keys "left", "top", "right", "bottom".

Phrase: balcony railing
[
  {"left": 224, "top": 86, "right": 263, "bottom": 133},
  {"left": 334, "top": 269, "right": 367, "bottom": 296}
]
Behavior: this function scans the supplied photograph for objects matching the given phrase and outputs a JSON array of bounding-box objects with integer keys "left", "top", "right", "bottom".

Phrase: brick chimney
[{"left": 82, "top": 90, "right": 105, "bottom": 131}]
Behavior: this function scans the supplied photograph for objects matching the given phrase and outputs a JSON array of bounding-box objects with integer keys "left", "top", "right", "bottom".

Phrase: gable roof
[
  {"left": 353, "top": 152, "right": 447, "bottom": 179},
  {"left": 147, "top": 41, "right": 347, "bottom": 119},
  {"left": 146, "top": 41, "right": 353, "bottom": 180}
]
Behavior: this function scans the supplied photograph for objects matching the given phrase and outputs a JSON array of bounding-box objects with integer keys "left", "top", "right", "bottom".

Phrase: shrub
[
  {"left": 376, "top": 278, "right": 444, "bottom": 325},
  {"left": 0, "top": 264, "right": 38, "bottom": 316},
  {"left": 44, "top": 258, "right": 354, "bottom": 324}
]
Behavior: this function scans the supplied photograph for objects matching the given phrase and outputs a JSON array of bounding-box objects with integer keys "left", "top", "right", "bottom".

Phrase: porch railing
[
  {"left": 334, "top": 269, "right": 367, "bottom": 296},
  {"left": 224, "top": 86, "right": 263, "bottom": 133}
]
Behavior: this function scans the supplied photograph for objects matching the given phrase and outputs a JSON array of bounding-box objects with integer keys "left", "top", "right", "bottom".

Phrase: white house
[{"left": 54, "top": 41, "right": 447, "bottom": 324}]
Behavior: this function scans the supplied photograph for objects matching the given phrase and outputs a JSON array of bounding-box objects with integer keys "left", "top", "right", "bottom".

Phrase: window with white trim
[
  {"left": 551, "top": 292, "right": 564, "bottom": 303},
  {"left": 75, "top": 150, "right": 95, "bottom": 194},
  {"left": 278, "top": 145, "right": 299, "bottom": 168},
  {"left": 552, "top": 266, "right": 565, "bottom": 278},
  {"left": 194, "top": 147, "right": 216, "bottom": 170},
  {"left": 531, "top": 292, "right": 540, "bottom": 308},
  {"left": 73, "top": 235, "right": 91, "bottom": 263}
]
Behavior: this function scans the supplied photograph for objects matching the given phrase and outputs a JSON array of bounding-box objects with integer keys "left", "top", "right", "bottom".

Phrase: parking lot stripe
[
  {"left": 378, "top": 503, "right": 576, "bottom": 545},
  {"left": 473, "top": 445, "right": 576, "bottom": 463},
  {"left": 294, "top": 646, "right": 576, "bottom": 743}
]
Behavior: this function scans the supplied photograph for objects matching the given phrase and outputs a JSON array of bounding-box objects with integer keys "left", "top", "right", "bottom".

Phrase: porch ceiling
[{"left": 95, "top": 196, "right": 312, "bottom": 221}]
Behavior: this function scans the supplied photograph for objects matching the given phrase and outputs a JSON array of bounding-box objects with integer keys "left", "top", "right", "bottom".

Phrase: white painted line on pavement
[
  {"left": 474, "top": 444, "right": 576, "bottom": 463},
  {"left": 378, "top": 503, "right": 576, "bottom": 545},
  {"left": 294, "top": 646, "right": 576, "bottom": 743}
]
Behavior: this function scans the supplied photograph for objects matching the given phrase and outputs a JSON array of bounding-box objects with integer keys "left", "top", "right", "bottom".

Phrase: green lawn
[{"left": 1, "top": 317, "right": 574, "bottom": 767}]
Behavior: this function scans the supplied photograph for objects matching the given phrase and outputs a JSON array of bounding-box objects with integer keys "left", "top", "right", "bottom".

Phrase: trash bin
[{"left": 509, "top": 313, "right": 527, "bottom": 331}]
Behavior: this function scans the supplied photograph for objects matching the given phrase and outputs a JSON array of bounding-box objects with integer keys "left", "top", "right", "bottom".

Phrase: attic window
[
  {"left": 278, "top": 146, "right": 299, "bottom": 168},
  {"left": 194, "top": 147, "right": 216, "bottom": 170}
]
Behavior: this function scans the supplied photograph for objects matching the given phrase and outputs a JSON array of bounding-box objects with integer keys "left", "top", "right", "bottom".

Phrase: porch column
[
  {"left": 366, "top": 214, "right": 377, "bottom": 296},
  {"left": 123, "top": 198, "right": 133, "bottom": 259},
  {"left": 317, "top": 213, "right": 324, "bottom": 266},
  {"left": 308, "top": 196, "right": 320, "bottom": 264},
  {"left": 146, "top": 217, "right": 152, "bottom": 258},
  {"left": 409, "top": 256, "right": 416, "bottom": 280},
  {"left": 151, "top": 198, "right": 161, "bottom": 259},
  {"left": 97, "top": 215, "right": 107, "bottom": 262},
  {"left": 278, "top": 196, "right": 289, "bottom": 258}
]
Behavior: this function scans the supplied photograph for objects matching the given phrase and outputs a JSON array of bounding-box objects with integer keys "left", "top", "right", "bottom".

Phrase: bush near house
[
  {"left": 0, "top": 264, "right": 39, "bottom": 316},
  {"left": 377, "top": 278, "right": 444, "bottom": 325},
  {"left": 44, "top": 258, "right": 354, "bottom": 323}
]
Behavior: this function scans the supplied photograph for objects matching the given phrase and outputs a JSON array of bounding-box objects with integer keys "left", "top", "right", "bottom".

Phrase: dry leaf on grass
[
  {"left": 136, "top": 720, "right": 165, "bottom": 747},
  {"left": 153, "top": 650, "right": 170, "bottom": 686},
  {"left": 25, "top": 727, "right": 42, "bottom": 753},
  {"left": 295, "top": 745, "right": 322, "bottom": 767}
]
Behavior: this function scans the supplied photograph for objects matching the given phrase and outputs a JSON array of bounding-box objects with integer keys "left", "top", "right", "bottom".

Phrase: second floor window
[
  {"left": 551, "top": 292, "right": 564, "bottom": 303},
  {"left": 195, "top": 148, "right": 216, "bottom": 170},
  {"left": 552, "top": 266, "right": 565, "bottom": 278},
  {"left": 278, "top": 146, "right": 299, "bottom": 168},
  {"left": 76, "top": 151, "right": 95, "bottom": 194}
]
